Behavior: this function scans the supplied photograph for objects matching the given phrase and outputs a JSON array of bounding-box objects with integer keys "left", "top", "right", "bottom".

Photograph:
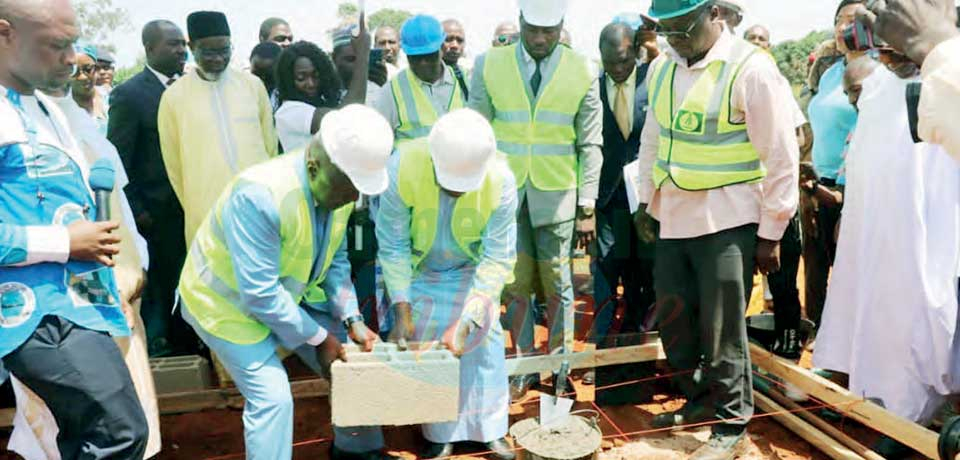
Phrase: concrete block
[
  {"left": 330, "top": 345, "right": 460, "bottom": 427},
  {"left": 149, "top": 355, "right": 212, "bottom": 394}
]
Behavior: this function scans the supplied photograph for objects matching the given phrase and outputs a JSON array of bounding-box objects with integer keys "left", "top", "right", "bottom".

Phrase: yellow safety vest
[
  {"left": 649, "top": 39, "right": 767, "bottom": 191},
  {"left": 178, "top": 150, "right": 353, "bottom": 344},
  {"left": 391, "top": 67, "right": 465, "bottom": 144},
  {"left": 482, "top": 44, "right": 593, "bottom": 191},
  {"left": 396, "top": 140, "right": 502, "bottom": 270}
]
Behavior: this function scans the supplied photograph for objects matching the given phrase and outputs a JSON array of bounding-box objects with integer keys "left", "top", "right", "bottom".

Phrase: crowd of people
[{"left": 0, "top": 0, "right": 959, "bottom": 459}]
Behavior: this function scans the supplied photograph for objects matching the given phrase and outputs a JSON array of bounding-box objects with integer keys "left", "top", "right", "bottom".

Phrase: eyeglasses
[
  {"left": 655, "top": 5, "right": 710, "bottom": 39},
  {"left": 195, "top": 45, "right": 233, "bottom": 59},
  {"left": 74, "top": 64, "right": 97, "bottom": 77}
]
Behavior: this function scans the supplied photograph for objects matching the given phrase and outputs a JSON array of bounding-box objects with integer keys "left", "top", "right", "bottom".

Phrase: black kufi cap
[{"left": 187, "top": 11, "right": 231, "bottom": 41}]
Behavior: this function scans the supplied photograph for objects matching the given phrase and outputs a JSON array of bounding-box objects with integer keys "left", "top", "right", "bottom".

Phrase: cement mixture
[{"left": 511, "top": 413, "right": 602, "bottom": 460}]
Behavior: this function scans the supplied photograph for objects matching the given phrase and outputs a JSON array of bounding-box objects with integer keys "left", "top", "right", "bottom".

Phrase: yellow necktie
[{"left": 614, "top": 83, "right": 631, "bottom": 140}]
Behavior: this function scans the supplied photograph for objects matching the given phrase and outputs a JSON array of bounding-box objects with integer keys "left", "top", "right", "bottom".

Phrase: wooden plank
[
  {"left": 762, "top": 387, "right": 885, "bottom": 460},
  {"left": 507, "top": 333, "right": 665, "bottom": 376},
  {"left": 157, "top": 378, "right": 330, "bottom": 415},
  {"left": 750, "top": 343, "right": 940, "bottom": 459},
  {"left": 755, "top": 391, "right": 865, "bottom": 460}
]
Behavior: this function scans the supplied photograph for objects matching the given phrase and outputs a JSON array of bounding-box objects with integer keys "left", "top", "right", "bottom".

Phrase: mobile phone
[
  {"left": 842, "top": 19, "right": 875, "bottom": 52},
  {"left": 369, "top": 48, "right": 383, "bottom": 65},
  {"left": 906, "top": 82, "right": 922, "bottom": 144}
]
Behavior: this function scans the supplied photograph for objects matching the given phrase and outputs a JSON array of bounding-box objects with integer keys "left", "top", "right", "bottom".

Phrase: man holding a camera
[{"left": 860, "top": 0, "right": 960, "bottom": 158}]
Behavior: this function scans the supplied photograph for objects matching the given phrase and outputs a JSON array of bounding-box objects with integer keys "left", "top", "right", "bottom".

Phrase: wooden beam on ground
[
  {"left": 762, "top": 387, "right": 885, "bottom": 460},
  {"left": 157, "top": 378, "right": 330, "bottom": 415},
  {"left": 755, "top": 391, "right": 865, "bottom": 460},
  {"left": 750, "top": 343, "right": 939, "bottom": 459},
  {"left": 506, "top": 333, "right": 665, "bottom": 376}
]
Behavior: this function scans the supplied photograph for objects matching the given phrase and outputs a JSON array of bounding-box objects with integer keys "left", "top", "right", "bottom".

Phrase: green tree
[
  {"left": 337, "top": 2, "right": 359, "bottom": 20},
  {"left": 368, "top": 8, "right": 413, "bottom": 31},
  {"left": 75, "top": 0, "right": 132, "bottom": 45},
  {"left": 771, "top": 30, "right": 833, "bottom": 86},
  {"left": 113, "top": 55, "right": 145, "bottom": 86}
]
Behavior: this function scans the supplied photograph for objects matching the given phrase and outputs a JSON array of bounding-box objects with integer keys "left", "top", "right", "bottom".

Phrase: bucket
[{"left": 509, "top": 410, "right": 603, "bottom": 460}]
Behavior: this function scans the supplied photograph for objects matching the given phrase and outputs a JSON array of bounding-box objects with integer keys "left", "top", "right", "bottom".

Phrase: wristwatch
[
  {"left": 579, "top": 207, "right": 595, "bottom": 218},
  {"left": 342, "top": 314, "right": 365, "bottom": 330}
]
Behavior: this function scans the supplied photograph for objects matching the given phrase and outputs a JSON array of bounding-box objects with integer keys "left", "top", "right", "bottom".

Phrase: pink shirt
[{"left": 637, "top": 32, "right": 799, "bottom": 241}]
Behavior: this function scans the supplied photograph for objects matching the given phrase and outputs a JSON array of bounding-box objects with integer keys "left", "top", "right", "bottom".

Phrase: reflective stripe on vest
[
  {"left": 178, "top": 150, "right": 353, "bottom": 344},
  {"left": 392, "top": 67, "right": 465, "bottom": 142},
  {"left": 650, "top": 39, "right": 768, "bottom": 191},
  {"left": 395, "top": 139, "right": 502, "bottom": 270},
  {"left": 482, "top": 44, "right": 592, "bottom": 191}
]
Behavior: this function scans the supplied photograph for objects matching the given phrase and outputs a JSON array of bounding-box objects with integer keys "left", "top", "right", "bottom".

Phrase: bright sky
[{"left": 109, "top": 0, "right": 840, "bottom": 68}]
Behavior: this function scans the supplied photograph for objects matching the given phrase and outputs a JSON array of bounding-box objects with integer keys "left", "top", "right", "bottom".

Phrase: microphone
[{"left": 88, "top": 158, "right": 115, "bottom": 222}]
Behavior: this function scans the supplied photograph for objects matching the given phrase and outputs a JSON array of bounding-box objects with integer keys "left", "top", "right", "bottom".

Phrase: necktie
[
  {"left": 530, "top": 62, "right": 542, "bottom": 96},
  {"left": 165, "top": 77, "right": 176, "bottom": 86},
  {"left": 614, "top": 83, "right": 632, "bottom": 139}
]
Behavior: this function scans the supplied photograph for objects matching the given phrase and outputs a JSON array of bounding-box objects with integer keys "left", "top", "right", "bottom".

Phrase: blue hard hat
[
  {"left": 400, "top": 15, "right": 445, "bottom": 56},
  {"left": 648, "top": 0, "right": 710, "bottom": 20}
]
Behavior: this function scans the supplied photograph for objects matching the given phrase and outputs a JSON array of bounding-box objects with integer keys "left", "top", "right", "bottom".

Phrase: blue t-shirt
[{"left": 808, "top": 61, "right": 858, "bottom": 184}]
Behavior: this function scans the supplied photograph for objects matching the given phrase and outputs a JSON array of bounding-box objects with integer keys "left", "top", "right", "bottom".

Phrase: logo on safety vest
[
  {"left": 0, "top": 282, "right": 36, "bottom": 328},
  {"left": 675, "top": 110, "right": 704, "bottom": 133}
]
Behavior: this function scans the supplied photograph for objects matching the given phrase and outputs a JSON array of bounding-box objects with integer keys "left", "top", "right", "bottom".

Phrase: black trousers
[
  {"left": 654, "top": 224, "right": 756, "bottom": 428},
  {"left": 768, "top": 212, "right": 802, "bottom": 332},
  {"left": 802, "top": 191, "right": 842, "bottom": 327},
  {"left": 591, "top": 206, "right": 655, "bottom": 342},
  {"left": 3, "top": 316, "right": 148, "bottom": 459},
  {"left": 140, "top": 206, "right": 195, "bottom": 356}
]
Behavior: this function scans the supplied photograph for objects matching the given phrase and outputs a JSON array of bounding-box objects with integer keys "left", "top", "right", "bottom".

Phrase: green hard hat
[{"left": 648, "top": 0, "right": 710, "bottom": 20}]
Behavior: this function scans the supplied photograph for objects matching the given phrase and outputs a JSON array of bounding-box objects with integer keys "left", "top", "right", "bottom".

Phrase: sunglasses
[
  {"left": 74, "top": 64, "right": 97, "bottom": 77},
  {"left": 655, "top": 5, "right": 710, "bottom": 39}
]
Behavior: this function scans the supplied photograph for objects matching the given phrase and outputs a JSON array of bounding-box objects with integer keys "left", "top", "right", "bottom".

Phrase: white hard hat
[
  {"left": 428, "top": 109, "right": 496, "bottom": 193},
  {"left": 319, "top": 104, "right": 394, "bottom": 196},
  {"left": 519, "top": 0, "right": 570, "bottom": 27},
  {"left": 716, "top": 0, "right": 745, "bottom": 13}
]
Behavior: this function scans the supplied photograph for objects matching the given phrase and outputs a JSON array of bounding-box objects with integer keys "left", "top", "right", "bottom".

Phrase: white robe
[{"left": 813, "top": 68, "right": 960, "bottom": 423}]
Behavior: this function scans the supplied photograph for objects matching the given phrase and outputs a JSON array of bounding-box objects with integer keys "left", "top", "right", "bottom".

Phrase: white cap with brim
[
  {"left": 429, "top": 109, "right": 496, "bottom": 193},
  {"left": 319, "top": 104, "right": 394, "bottom": 196},
  {"left": 519, "top": 0, "right": 570, "bottom": 27}
]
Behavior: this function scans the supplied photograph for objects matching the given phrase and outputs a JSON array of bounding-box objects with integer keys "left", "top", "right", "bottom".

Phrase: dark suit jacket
[
  {"left": 107, "top": 67, "right": 183, "bottom": 234},
  {"left": 598, "top": 63, "right": 650, "bottom": 210}
]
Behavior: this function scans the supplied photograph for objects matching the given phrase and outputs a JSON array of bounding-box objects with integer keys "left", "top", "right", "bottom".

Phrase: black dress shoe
[
  {"left": 486, "top": 437, "right": 516, "bottom": 460},
  {"left": 773, "top": 328, "right": 802, "bottom": 360},
  {"left": 651, "top": 404, "right": 709, "bottom": 430},
  {"left": 509, "top": 373, "right": 540, "bottom": 400},
  {"left": 330, "top": 445, "right": 403, "bottom": 460},
  {"left": 420, "top": 441, "right": 454, "bottom": 459}
]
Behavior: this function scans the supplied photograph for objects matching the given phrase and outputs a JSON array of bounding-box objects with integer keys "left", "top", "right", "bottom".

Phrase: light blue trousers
[{"left": 182, "top": 307, "right": 383, "bottom": 459}]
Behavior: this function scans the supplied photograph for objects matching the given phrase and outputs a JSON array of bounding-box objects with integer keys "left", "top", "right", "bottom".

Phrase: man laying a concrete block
[
  {"left": 177, "top": 104, "right": 402, "bottom": 460},
  {"left": 377, "top": 108, "right": 518, "bottom": 460}
]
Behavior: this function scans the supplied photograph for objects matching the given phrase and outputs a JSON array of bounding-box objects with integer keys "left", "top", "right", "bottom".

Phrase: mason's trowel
[{"left": 539, "top": 360, "right": 573, "bottom": 428}]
